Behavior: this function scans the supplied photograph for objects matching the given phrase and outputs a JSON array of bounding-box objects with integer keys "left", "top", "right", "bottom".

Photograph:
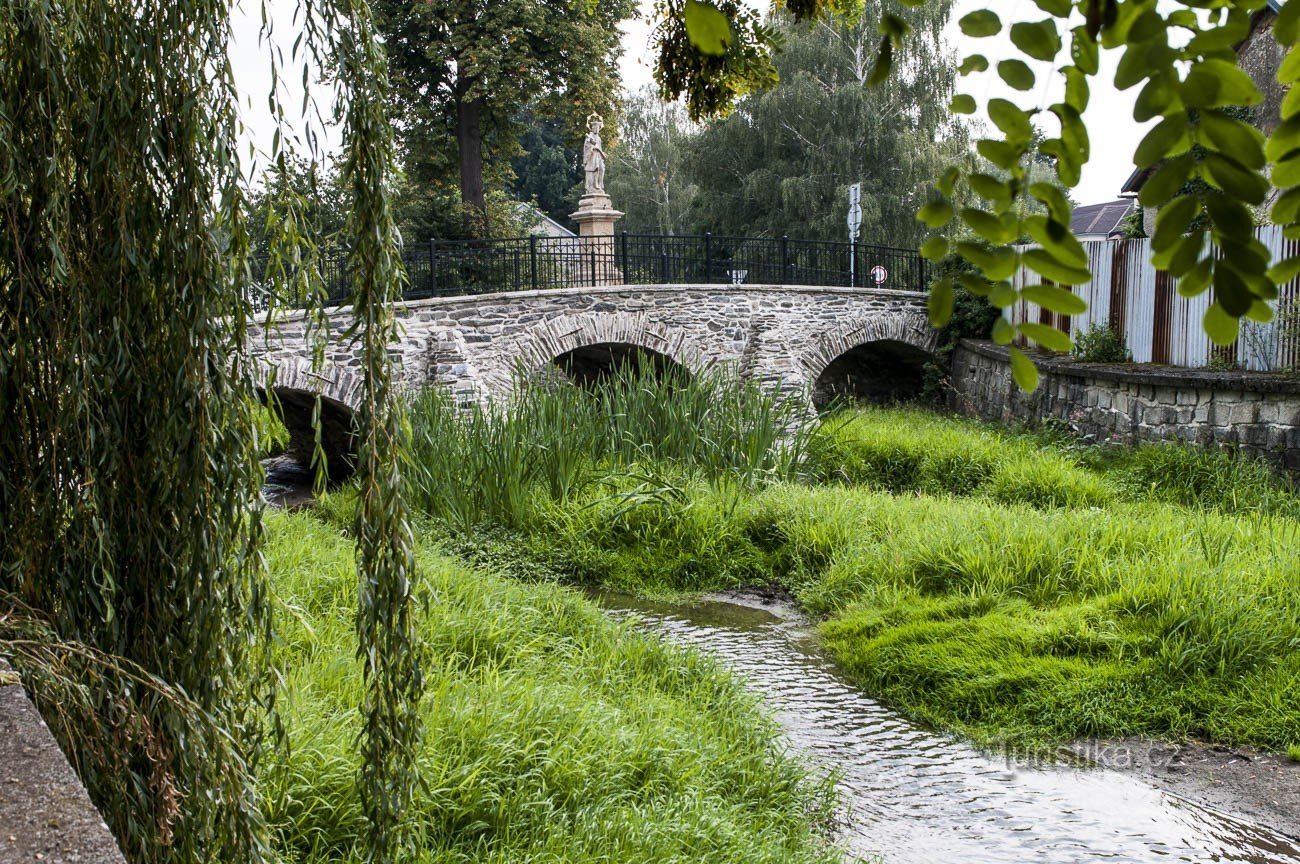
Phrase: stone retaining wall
[{"left": 950, "top": 340, "right": 1300, "bottom": 472}]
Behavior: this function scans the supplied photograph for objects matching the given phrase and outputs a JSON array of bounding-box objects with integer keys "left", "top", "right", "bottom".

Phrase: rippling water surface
[{"left": 594, "top": 591, "right": 1300, "bottom": 864}]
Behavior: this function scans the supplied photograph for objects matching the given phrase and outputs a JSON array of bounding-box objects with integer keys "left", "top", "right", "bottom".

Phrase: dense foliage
[
  {"left": 609, "top": 6, "right": 965, "bottom": 245},
  {"left": 0, "top": 0, "right": 419, "bottom": 861},
  {"left": 375, "top": 0, "right": 634, "bottom": 234},
  {"left": 416, "top": 387, "right": 1300, "bottom": 753},
  {"left": 261, "top": 509, "right": 839, "bottom": 863}
]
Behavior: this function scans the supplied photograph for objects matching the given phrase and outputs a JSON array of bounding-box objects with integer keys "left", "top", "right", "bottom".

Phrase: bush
[{"left": 1072, "top": 323, "right": 1130, "bottom": 364}]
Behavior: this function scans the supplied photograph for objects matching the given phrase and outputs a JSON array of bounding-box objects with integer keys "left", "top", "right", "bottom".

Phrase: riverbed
[{"left": 593, "top": 589, "right": 1300, "bottom": 864}]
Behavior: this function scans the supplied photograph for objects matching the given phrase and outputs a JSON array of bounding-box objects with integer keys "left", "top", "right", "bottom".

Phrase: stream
[{"left": 592, "top": 590, "right": 1300, "bottom": 864}]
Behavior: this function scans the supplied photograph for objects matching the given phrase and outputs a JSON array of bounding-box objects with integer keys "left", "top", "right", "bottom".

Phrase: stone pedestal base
[{"left": 570, "top": 194, "right": 624, "bottom": 287}]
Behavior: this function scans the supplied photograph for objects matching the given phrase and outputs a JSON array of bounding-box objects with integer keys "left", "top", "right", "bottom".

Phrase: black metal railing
[{"left": 252, "top": 233, "right": 928, "bottom": 307}]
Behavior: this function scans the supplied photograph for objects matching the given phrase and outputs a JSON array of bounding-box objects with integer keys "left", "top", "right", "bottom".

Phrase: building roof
[{"left": 1071, "top": 199, "right": 1133, "bottom": 236}]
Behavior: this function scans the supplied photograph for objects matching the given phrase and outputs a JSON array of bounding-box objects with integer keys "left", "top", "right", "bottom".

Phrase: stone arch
[
  {"left": 507, "top": 311, "right": 709, "bottom": 388},
  {"left": 254, "top": 358, "right": 361, "bottom": 483},
  {"left": 801, "top": 313, "right": 938, "bottom": 409}
]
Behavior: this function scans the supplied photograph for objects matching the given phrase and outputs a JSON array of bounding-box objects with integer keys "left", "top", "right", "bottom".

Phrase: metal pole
[
  {"left": 620, "top": 231, "right": 629, "bottom": 285},
  {"left": 434, "top": 239, "right": 444, "bottom": 296},
  {"left": 704, "top": 232, "right": 713, "bottom": 284},
  {"left": 529, "top": 234, "right": 538, "bottom": 290},
  {"left": 850, "top": 237, "right": 857, "bottom": 288},
  {"left": 780, "top": 235, "right": 790, "bottom": 284}
]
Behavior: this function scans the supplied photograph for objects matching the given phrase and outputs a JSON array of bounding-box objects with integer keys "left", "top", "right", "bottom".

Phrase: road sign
[
  {"left": 868, "top": 264, "right": 888, "bottom": 285},
  {"left": 847, "top": 182, "right": 862, "bottom": 239}
]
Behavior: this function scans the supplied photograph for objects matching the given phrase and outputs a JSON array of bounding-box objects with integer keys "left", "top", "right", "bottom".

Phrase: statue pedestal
[{"left": 570, "top": 193, "right": 623, "bottom": 287}]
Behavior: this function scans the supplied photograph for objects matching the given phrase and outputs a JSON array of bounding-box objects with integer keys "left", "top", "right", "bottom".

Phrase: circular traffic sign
[{"left": 868, "top": 265, "right": 888, "bottom": 285}]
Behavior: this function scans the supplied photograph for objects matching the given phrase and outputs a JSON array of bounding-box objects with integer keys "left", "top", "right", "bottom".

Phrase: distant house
[
  {"left": 1071, "top": 199, "right": 1133, "bottom": 241},
  {"left": 514, "top": 203, "right": 576, "bottom": 239},
  {"left": 1120, "top": 0, "right": 1288, "bottom": 231}
]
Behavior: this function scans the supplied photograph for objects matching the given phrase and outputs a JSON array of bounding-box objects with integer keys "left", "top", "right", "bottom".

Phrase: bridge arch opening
[
  {"left": 550, "top": 342, "right": 691, "bottom": 388},
  {"left": 813, "top": 339, "right": 933, "bottom": 411},
  {"left": 257, "top": 386, "right": 358, "bottom": 484}
]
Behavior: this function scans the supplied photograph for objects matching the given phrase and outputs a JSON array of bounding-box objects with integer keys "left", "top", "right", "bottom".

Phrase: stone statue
[{"left": 582, "top": 115, "right": 606, "bottom": 195}]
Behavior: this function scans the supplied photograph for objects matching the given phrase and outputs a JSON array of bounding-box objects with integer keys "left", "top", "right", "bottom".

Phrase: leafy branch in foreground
[{"left": 918, "top": 0, "right": 1294, "bottom": 390}]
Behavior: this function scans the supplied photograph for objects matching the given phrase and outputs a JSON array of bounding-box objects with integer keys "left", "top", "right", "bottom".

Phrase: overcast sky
[{"left": 230, "top": 0, "right": 1148, "bottom": 206}]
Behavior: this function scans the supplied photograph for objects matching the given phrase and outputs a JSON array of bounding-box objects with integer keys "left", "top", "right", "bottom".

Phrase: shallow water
[{"left": 593, "top": 591, "right": 1300, "bottom": 864}]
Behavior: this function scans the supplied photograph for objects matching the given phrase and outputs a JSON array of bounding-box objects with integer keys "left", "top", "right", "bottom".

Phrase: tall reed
[{"left": 404, "top": 363, "right": 811, "bottom": 531}]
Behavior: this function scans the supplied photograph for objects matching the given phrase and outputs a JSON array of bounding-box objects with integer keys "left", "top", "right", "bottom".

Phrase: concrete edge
[{"left": 0, "top": 658, "right": 128, "bottom": 863}]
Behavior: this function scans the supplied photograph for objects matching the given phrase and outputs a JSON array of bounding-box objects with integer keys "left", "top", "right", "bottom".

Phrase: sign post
[{"left": 847, "top": 182, "right": 862, "bottom": 286}]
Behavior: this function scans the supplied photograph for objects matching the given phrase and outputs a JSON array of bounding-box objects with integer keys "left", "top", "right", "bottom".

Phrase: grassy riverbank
[
  {"left": 398, "top": 375, "right": 1300, "bottom": 755},
  {"left": 260, "top": 509, "right": 838, "bottom": 864}
]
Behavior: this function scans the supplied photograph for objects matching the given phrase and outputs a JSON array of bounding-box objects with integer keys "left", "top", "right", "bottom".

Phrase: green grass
[
  {"left": 399, "top": 384, "right": 1300, "bottom": 756},
  {"left": 261, "top": 509, "right": 838, "bottom": 864},
  {"left": 1289, "top": 744, "right": 1300, "bottom": 762}
]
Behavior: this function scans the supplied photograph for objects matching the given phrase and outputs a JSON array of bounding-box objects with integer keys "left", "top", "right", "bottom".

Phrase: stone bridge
[{"left": 248, "top": 283, "right": 936, "bottom": 478}]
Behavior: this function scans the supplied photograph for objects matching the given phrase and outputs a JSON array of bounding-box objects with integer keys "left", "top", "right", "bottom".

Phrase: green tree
[
  {"left": 511, "top": 111, "right": 582, "bottom": 226},
  {"left": 605, "top": 88, "right": 699, "bottom": 235},
  {"left": 1, "top": 2, "right": 419, "bottom": 864},
  {"left": 375, "top": 0, "right": 634, "bottom": 235},
  {"left": 680, "top": 4, "right": 965, "bottom": 245}
]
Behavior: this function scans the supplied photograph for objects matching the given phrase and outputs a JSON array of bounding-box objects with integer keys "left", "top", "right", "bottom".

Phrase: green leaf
[
  {"left": 1246, "top": 299, "right": 1274, "bottom": 324},
  {"left": 1199, "top": 111, "right": 1266, "bottom": 170},
  {"left": 957, "top": 240, "right": 1019, "bottom": 280},
  {"left": 1137, "top": 154, "right": 1194, "bottom": 208},
  {"left": 976, "top": 138, "right": 1022, "bottom": 170},
  {"left": 1272, "top": 154, "right": 1300, "bottom": 188},
  {"left": 992, "top": 316, "right": 1015, "bottom": 344},
  {"left": 684, "top": 0, "right": 732, "bottom": 56},
  {"left": 920, "top": 236, "right": 950, "bottom": 261},
  {"left": 1034, "top": 0, "right": 1070, "bottom": 15},
  {"left": 1267, "top": 254, "right": 1300, "bottom": 285},
  {"left": 988, "top": 98, "right": 1034, "bottom": 143},
  {"left": 997, "top": 59, "right": 1036, "bottom": 91},
  {"left": 950, "top": 93, "right": 977, "bottom": 114},
  {"left": 1071, "top": 26, "right": 1099, "bottom": 75},
  {"left": 1009, "top": 346, "right": 1041, "bottom": 391},
  {"left": 1063, "top": 67, "right": 1089, "bottom": 112},
  {"left": 961, "top": 206, "right": 1016, "bottom": 244},
  {"left": 1134, "top": 115, "right": 1188, "bottom": 169},
  {"left": 968, "top": 172, "right": 1013, "bottom": 208},
  {"left": 990, "top": 281, "right": 1018, "bottom": 307},
  {"left": 1022, "top": 248, "right": 1092, "bottom": 285},
  {"left": 1203, "top": 302, "right": 1241, "bottom": 346},
  {"left": 1177, "top": 258, "right": 1213, "bottom": 298},
  {"left": 1271, "top": 187, "right": 1300, "bottom": 224},
  {"left": 1277, "top": 0, "right": 1300, "bottom": 45},
  {"left": 1023, "top": 214, "right": 1089, "bottom": 267},
  {"left": 959, "top": 54, "right": 990, "bottom": 75},
  {"left": 1010, "top": 19, "right": 1062, "bottom": 62},
  {"left": 1279, "top": 45, "right": 1300, "bottom": 85},
  {"left": 1019, "top": 322, "right": 1073, "bottom": 352},
  {"left": 1029, "top": 182, "right": 1072, "bottom": 224},
  {"left": 1201, "top": 153, "right": 1269, "bottom": 205},
  {"left": 1151, "top": 195, "right": 1199, "bottom": 252},
  {"left": 868, "top": 38, "right": 894, "bottom": 86},
  {"left": 917, "top": 199, "right": 955, "bottom": 228},
  {"left": 1134, "top": 74, "right": 1177, "bottom": 122},
  {"left": 928, "top": 279, "right": 955, "bottom": 326},
  {"left": 959, "top": 10, "right": 1002, "bottom": 38},
  {"left": 1021, "top": 282, "right": 1088, "bottom": 314},
  {"left": 936, "top": 166, "right": 961, "bottom": 197},
  {"left": 1182, "top": 59, "right": 1262, "bottom": 109},
  {"left": 1265, "top": 116, "right": 1300, "bottom": 163}
]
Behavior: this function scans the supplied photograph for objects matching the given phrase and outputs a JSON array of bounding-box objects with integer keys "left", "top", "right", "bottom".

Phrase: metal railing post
[
  {"left": 780, "top": 235, "right": 791, "bottom": 284},
  {"left": 704, "top": 232, "right": 713, "bottom": 284},
  {"left": 429, "top": 239, "right": 438, "bottom": 295},
  {"left": 590, "top": 246, "right": 597, "bottom": 287},
  {"left": 620, "top": 231, "right": 629, "bottom": 284},
  {"left": 529, "top": 234, "right": 538, "bottom": 291},
  {"left": 851, "top": 239, "right": 858, "bottom": 288}
]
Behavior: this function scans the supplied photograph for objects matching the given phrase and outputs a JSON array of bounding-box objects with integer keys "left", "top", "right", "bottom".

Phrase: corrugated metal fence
[{"left": 1008, "top": 225, "right": 1300, "bottom": 371}]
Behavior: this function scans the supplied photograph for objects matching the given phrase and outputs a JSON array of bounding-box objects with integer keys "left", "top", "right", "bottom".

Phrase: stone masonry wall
[
  {"left": 951, "top": 340, "right": 1300, "bottom": 472},
  {"left": 247, "top": 283, "right": 935, "bottom": 406}
]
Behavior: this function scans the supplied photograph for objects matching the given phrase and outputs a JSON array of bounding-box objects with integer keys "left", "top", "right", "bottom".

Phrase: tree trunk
[{"left": 455, "top": 73, "right": 486, "bottom": 233}]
